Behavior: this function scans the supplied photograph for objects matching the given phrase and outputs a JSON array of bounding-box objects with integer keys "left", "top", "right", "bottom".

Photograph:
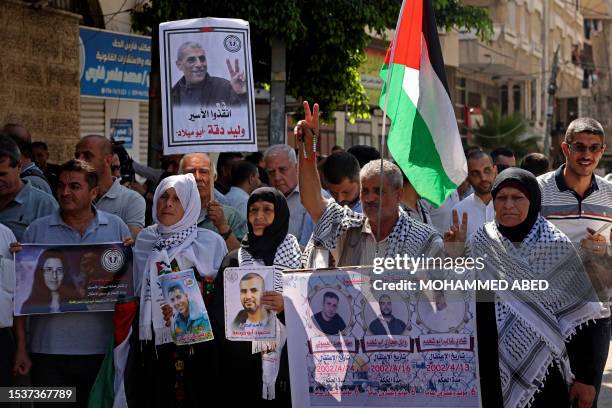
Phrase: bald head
[{"left": 75, "top": 135, "right": 113, "bottom": 177}]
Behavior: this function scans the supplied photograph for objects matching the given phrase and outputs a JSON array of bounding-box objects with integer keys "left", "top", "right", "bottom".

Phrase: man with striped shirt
[{"left": 538, "top": 117, "right": 611, "bottom": 408}]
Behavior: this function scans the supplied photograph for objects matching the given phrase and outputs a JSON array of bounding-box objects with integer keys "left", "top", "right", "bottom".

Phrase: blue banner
[{"left": 79, "top": 27, "right": 151, "bottom": 101}]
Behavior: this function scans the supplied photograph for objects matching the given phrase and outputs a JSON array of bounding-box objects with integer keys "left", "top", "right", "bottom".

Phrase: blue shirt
[
  {"left": 0, "top": 180, "right": 58, "bottom": 241},
  {"left": 23, "top": 209, "right": 130, "bottom": 355}
]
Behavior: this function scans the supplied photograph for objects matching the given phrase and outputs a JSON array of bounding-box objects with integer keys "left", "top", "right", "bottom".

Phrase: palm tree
[{"left": 472, "top": 109, "right": 541, "bottom": 159}]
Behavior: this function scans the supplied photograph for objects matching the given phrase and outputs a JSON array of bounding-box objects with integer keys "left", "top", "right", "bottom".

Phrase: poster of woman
[{"left": 14, "top": 243, "right": 133, "bottom": 315}]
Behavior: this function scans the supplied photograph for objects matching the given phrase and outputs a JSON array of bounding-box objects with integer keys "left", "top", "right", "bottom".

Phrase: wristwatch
[{"left": 219, "top": 227, "right": 232, "bottom": 240}]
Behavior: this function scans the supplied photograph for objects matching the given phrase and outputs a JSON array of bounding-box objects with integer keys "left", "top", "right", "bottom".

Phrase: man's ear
[
  {"left": 561, "top": 142, "right": 569, "bottom": 158},
  {"left": 104, "top": 154, "right": 113, "bottom": 168},
  {"left": 90, "top": 186, "right": 99, "bottom": 200}
]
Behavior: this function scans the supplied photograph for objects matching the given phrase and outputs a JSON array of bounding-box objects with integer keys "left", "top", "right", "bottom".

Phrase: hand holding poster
[
  {"left": 15, "top": 243, "right": 133, "bottom": 315},
  {"left": 158, "top": 268, "right": 214, "bottom": 345},
  {"left": 283, "top": 267, "right": 480, "bottom": 407},
  {"left": 224, "top": 266, "right": 277, "bottom": 341},
  {"left": 159, "top": 17, "right": 257, "bottom": 154}
]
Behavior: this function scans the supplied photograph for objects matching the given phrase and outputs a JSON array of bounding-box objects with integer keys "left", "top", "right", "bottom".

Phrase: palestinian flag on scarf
[
  {"left": 89, "top": 299, "right": 139, "bottom": 408},
  {"left": 379, "top": 0, "right": 467, "bottom": 206}
]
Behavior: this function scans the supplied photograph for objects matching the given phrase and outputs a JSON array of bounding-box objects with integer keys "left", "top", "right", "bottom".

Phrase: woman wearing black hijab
[
  {"left": 465, "top": 168, "right": 603, "bottom": 408},
  {"left": 211, "top": 187, "right": 302, "bottom": 405}
]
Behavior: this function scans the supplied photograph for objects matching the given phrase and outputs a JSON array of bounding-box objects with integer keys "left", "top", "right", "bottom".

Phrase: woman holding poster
[
  {"left": 212, "top": 187, "right": 302, "bottom": 403},
  {"left": 456, "top": 168, "right": 605, "bottom": 408},
  {"left": 133, "top": 173, "right": 227, "bottom": 406}
]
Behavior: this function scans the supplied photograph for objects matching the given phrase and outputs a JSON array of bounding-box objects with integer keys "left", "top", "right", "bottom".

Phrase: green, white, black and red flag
[
  {"left": 89, "top": 299, "right": 139, "bottom": 408},
  {"left": 379, "top": 0, "right": 467, "bottom": 206}
]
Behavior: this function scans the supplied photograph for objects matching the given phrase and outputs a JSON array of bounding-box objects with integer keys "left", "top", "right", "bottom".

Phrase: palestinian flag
[
  {"left": 89, "top": 299, "right": 139, "bottom": 408},
  {"left": 379, "top": 0, "right": 467, "bottom": 206}
]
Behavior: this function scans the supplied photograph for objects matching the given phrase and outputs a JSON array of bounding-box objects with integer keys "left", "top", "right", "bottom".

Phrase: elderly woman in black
[
  {"left": 211, "top": 187, "right": 302, "bottom": 405},
  {"left": 447, "top": 168, "right": 604, "bottom": 408}
]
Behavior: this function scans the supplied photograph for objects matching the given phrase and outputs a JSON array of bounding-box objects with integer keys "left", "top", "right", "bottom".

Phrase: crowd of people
[{"left": 0, "top": 105, "right": 610, "bottom": 407}]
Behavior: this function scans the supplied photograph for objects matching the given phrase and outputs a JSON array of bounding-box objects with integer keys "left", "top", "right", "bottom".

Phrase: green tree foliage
[
  {"left": 472, "top": 108, "right": 541, "bottom": 159},
  {"left": 132, "top": 0, "right": 491, "bottom": 120}
]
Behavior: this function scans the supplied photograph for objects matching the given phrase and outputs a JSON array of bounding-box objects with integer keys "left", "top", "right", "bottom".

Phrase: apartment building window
[
  {"left": 501, "top": 85, "right": 508, "bottom": 116},
  {"left": 513, "top": 85, "right": 521, "bottom": 114},
  {"left": 507, "top": 1, "right": 516, "bottom": 28},
  {"left": 519, "top": 6, "right": 526, "bottom": 37},
  {"left": 346, "top": 119, "right": 372, "bottom": 148},
  {"left": 531, "top": 79, "right": 537, "bottom": 121}
]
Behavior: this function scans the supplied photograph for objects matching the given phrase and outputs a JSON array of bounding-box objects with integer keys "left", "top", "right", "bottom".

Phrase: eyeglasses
[
  {"left": 567, "top": 143, "right": 604, "bottom": 153},
  {"left": 185, "top": 55, "right": 206, "bottom": 64}
]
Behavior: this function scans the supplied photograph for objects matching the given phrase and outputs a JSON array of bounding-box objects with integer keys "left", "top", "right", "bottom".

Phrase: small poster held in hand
[
  {"left": 224, "top": 266, "right": 276, "bottom": 341},
  {"left": 159, "top": 268, "right": 214, "bottom": 345}
]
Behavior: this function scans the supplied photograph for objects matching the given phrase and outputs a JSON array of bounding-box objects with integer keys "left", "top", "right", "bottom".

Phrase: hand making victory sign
[
  {"left": 295, "top": 101, "right": 320, "bottom": 161},
  {"left": 226, "top": 58, "right": 246, "bottom": 94},
  {"left": 444, "top": 209, "right": 468, "bottom": 257}
]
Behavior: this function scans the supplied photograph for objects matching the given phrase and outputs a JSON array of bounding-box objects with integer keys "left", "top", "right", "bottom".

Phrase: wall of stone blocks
[{"left": 0, "top": 1, "right": 81, "bottom": 163}]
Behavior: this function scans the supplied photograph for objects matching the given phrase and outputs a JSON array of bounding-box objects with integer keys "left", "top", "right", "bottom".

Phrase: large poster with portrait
[
  {"left": 224, "top": 266, "right": 276, "bottom": 341},
  {"left": 159, "top": 17, "right": 257, "bottom": 154},
  {"left": 283, "top": 267, "right": 480, "bottom": 408},
  {"left": 14, "top": 243, "right": 133, "bottom": 315}
]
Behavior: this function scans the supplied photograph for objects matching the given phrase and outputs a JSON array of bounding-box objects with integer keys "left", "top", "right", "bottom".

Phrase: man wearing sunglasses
[
  {"left": 171, "top": 41, "right": 247, "bottom": 108},
  {"left": 538, "top": 117, "right": 611, "bottom": 408}
]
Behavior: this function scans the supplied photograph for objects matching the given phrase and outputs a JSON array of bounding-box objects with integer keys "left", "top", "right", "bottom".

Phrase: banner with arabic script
[
  {"left": 15, "top": 243, "right": 133, "bottom": 315},
  {"left": 283, "top": 267, "right": 481, "bottom": 407},
  {"left": 159, "top": 18, "right": 257, "bottom": 154},
  {"left": 79, "top": 27, "right": 151, "bottom": 101}
]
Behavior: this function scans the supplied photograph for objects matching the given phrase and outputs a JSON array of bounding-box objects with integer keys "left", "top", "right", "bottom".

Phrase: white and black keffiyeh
[
  {"left": 469, "top": 216, "right": 603, "bottom": 408},
  {"left": 303, "top": 201, "right": 441, "bottom": 265},
  {"left": 139, "top": 174, "right": 206, "bottom": 345}
]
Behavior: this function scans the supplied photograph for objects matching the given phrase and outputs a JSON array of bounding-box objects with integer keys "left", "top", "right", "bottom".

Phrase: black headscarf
[
  {"left": 241, "top": 187, "right": 290, "bottom": 266},
  {"left": 491, "top": 168, "right": 541, "bottom": 243}
]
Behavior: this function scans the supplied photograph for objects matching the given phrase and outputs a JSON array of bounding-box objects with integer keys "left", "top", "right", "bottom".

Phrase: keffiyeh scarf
[
  {"left": 239, "top": 233, "right": 302, "bottom": 400},
  {"left": 469, "top": 217, "right": 603, "bottom": 408},
  {"left": 139, "top": 173, "right": 206, "bottom": 345}
]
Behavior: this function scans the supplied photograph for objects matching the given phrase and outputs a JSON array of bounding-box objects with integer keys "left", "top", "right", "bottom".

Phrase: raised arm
[{"left": 297, "top": 101, "right": 327, "bottom": 222}]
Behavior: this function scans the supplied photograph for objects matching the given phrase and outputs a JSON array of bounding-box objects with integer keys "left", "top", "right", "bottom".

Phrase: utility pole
[
  {"left": 544, "top": 45, "right": 560, "bottom": 159},
  {"left": 269, "top": 38, "right": 286, "bottom": 146}
]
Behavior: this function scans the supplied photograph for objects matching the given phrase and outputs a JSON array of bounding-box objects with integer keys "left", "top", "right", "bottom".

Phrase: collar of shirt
[
  {"left": 285, "top": 184, "right": 300, "bottom": 199},
  {"left": 554, "top": 164, "right": 599, "bottom": 198},
  {"left": 12, "top": 179, "right": 35, "bottom": 206},
  {"left": 471, "top": 193, "right": 493, "bottom": 208},
  {"left": 362, "top": 210, "right": 401, "bottom": 243},
  {"left": 20, "top": 162, "right": 36, "bottom": 175},
  {"left": 228, "top": 186, "right": 249, "bottom": 198},
  {"left": 48, "top": 206, "right": 109, "bottom": 232},
  {"left": 98, "top": 177, "right": 121, "bottom": 201}
]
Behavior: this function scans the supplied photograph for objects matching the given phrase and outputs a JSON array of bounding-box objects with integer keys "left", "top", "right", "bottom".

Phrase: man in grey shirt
[
  {"left": 0, "top": 136, "right": 58, "bottom": 241},
  {"left": 75, "top": 135, "right": 145, "bottom": 238},
  {"left": 12, "top": 159, "right": 131, "bottom": 407}
]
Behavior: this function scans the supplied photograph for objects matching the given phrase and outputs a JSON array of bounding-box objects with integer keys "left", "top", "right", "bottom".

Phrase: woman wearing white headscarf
[{"left": 133, "top": 173, "right": 227, "bottom": 407}]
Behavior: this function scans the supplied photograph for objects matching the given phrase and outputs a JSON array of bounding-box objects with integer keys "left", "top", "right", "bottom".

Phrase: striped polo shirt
[{"left": 538, "top": 165, "right": 612, "bottom": 243}]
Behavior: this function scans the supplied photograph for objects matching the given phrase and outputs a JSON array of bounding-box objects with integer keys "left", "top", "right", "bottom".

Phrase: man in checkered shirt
[
  {"left": 294, "top": 102, "right": 442, "bottom": 268},
  {"left": 538, "top": 117, "right": 612, "bottom": 408}
]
